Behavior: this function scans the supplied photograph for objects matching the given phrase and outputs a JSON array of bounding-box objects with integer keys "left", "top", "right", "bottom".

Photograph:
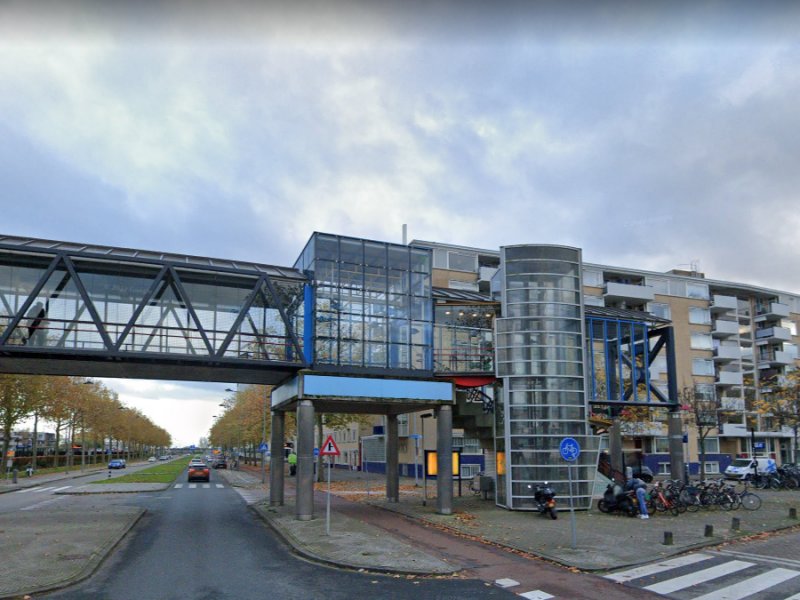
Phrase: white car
[{"left": 148, "top": 456, "right": 157, "bottom": 462}]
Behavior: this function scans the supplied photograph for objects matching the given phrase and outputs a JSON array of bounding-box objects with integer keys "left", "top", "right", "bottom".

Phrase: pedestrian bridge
[{"left": 0, "top": 235, "right": 309, "bottom": 384}]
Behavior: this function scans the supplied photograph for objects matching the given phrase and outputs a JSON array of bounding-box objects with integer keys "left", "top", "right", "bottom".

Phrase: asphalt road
[{"left": 41, "top": 467, "right": 517, "bottom": 600}]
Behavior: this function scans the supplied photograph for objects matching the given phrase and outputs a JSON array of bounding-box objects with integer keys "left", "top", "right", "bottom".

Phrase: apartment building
[{"left": 414, "top": 239, "right": 800, "bottom": 479}]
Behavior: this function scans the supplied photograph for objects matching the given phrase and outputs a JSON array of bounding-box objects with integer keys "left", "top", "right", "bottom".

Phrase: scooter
[
  {"left": 597, "top": 483, "right": 639, "bottom": 517},
  {"left": 533, "top": 482, "right": 558, "bottom": 519}
]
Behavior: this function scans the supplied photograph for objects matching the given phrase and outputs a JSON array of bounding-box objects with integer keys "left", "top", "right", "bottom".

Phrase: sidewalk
[{"left": 235, "top": 466, "right": 800, "bottom": 572}]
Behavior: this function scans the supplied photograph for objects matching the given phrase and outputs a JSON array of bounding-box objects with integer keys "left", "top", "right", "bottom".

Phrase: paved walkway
[{"left": 2, "top": 465, "right": 799, "bottom": 598}]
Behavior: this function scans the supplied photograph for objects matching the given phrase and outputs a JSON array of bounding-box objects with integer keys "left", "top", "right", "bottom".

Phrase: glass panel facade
[
  {"left": 298, "top": 233, "right": 433, "bottom": 372},
  {"left": 496, "top": 245, "right": 598, "bottom": 510}
]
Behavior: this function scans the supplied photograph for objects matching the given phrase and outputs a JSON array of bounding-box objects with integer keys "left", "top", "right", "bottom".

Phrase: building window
[
  {"left": 648, "top": 302, "right": 671, "bottom": 320},
  {"left": 695, "top": 383, "right": 716, "bottom": 401},
  {"left": 687, "top": 282, "right": 710, "bottom": 300},
  {"left": 703, "top": 462, "right": 720, "bottom": 474},
  {"left": 698, "top": 437, "right": 720, "bottom": 453},
  {"left": 583, "top": 269, "right": 603, "bottom": 287},
  {"left": 646, "top": 277, "right": 670, "bottom": 295},
  {"left": 689, "top": 307, "right": 711, "bottom": 325},
  {"left": 691, "top": 333, "right": 713, "bottom": 350},
  {"left": 447, "top": 252, "right": 477, "bottom": 273},
  {"left": 653, "top": 437, "right": 670, "bottom": 453},
  {"left": 692, "top": 359, "right": 714, "bottom": 376},
  {"left": 448, "top": 279, "right": 479, "bottom": 292},
  {"left": 584, "top": 294, "right": 604, "bottom": 306},
  {"left": 461, "top": 463, "right": 481, "bottom": 479},
  {"left": 658, "top": 462, "right": 671, "bottom": 475}
]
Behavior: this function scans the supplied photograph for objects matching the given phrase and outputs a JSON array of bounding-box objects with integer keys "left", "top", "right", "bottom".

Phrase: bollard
[
  {"left": 663, "top": 531, "right": 673, "bottom": 545},
  {"left": 704, "top": 524, "right": 714, "bottom": 537},
  {"left": 12, "top": 468, "right": 18, "bottom": 484},
  {"left": 108, "top": 469, "right": 112, "bottom": 479},
  {"left": 731, "top": 517, "right": 740, "bottom": 531},
  {"left": 790, "top": 508, "right": 797, "bottom": 520}
]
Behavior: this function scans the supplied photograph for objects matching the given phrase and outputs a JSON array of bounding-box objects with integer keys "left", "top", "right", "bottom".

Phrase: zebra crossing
[
  {"left": 173, "top": 483, "right": 225, "bottom": 489},
  {"left": 494, "top": 577, "right": 553, "bottom": 599},
  {"left": 15, "top": 485, "right": 72, "bottom": 494},
  {"left": 604, "top": 551, "right": 800, "bottom": 599}
]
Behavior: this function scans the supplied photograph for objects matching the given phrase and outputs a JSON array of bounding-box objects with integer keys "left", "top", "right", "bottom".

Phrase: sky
[{"left": 3, "top": 1, "right": 800, "bottom": 446}]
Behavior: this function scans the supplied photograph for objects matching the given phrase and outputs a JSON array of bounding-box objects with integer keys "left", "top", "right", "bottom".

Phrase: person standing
[{"left": 288, "top": 451, "right": 297, "bottom": 476}]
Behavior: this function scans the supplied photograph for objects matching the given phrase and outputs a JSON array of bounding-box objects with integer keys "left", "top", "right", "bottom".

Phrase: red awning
[{"left": 452, "top": 376, "right": 496, "bottom": 388}]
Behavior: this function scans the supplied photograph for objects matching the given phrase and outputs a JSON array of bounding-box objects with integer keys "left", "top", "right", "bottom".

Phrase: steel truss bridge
[{"left": 0, "top": 235, "right": 309, "bottom": 384}]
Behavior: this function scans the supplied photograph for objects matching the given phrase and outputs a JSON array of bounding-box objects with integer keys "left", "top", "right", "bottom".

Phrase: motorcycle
[
  {"left": 597, "top": 483, "right": 639, "bottom": 517},
  {"left": 533, "top": 482, "right": 558, "bottom": 519}
]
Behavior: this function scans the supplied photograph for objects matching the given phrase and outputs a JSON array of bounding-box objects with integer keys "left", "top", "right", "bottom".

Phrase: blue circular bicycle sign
[{"left": 559, "top": 437, "right": 581, "bottom": 462}]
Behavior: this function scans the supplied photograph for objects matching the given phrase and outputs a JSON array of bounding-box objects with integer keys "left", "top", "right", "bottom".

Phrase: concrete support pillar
[
  {"left": 436, "top": 405, "right": 453, "bottom": 515},
  {"left": 386, "top": 414, "right": 399, "bottom": 502},
  {"left": 296, "top": 400, "right": 315, "bottom": 521},
  {"left": 609, "top": 415, "right": 623, "bottom": 476},
  {"left": 668, "top": 410, "right": 686, "bottom": 482},
  {"left": 269, "top": 410, "right": 285, "bottom": 507}
]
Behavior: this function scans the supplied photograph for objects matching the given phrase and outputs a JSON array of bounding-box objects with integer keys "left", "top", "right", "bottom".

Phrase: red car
[{"left": 188, "top": 463, "right": 210, "bottom": 482}]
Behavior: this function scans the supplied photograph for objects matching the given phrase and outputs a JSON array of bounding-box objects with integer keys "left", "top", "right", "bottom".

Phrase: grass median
[{"left": 92, "top": 458, "right": 191, "bottom": 484}]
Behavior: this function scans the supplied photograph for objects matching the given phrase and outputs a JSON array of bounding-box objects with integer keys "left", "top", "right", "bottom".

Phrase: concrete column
[
  {"left": 386, "top": 414, "right": 399, "bottom": 502},
  {"left": 296, "top": 400, "right": 315, "bottom": 521},
  {"left": 269, "top": 410, "right": 285, "bottom": 507},
  {"left": 436, "top": 405, "right": 453, "bottom": 515},
  {"left": 668, "top": 410, "right": 686, "bottom": 482},
  {"left": 609, "top": 415, "right": 623, "bottom": 476}
]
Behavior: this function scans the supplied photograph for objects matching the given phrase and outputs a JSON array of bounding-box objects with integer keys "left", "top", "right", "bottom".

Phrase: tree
[
  {"left": 0, "top": 374, "right": 43, "bottom": 469},
  {"left": 680, "top": 386, "right": 720, "bottom": 481},
  {"left": 755, "top": 370, "right": 800, "bottom": 463}
]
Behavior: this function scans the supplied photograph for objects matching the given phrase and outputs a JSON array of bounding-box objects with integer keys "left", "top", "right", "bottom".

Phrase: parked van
[{"left": 724, "top": 457, "right": 776, "bottom": 480}]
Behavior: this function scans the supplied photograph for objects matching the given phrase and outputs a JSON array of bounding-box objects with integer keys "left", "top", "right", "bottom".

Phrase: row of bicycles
[
  {"left": 745, "top": 464, "right": 800, "bottom": 490},
  {"left": 599, "top": 478, "right": 762, "bottom": 517},
  {"left": 647, "top": 479, "right": 762, "bottom": 515}
]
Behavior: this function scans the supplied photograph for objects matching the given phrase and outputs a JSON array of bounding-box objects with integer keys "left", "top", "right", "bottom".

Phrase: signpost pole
[
  {"left": 559, "top": 437, "right": 580, "bottom": 550},
  {"left": 567, "top": 463, "right": 577, "bottom": 550},
  {"left": 326, "top": 455, "right": 332, "bottom": 535}
]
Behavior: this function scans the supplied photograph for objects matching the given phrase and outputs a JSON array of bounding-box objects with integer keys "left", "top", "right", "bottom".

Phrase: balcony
[
  {"left": 720, "top": 397, "right": 745, "bottom": 412},
  {"left": 758, "top": 350, "right": 796, "bottom": 369},
  {"left": 711, "top": 319, "right": 740, "bottom": 338},
  {"left": 710, "top": 295, "right": 738, "bottom": 314},
  {"left": 713, "top": 345, "right": 741, "bottom": 362},
  {"left": 755, "top": 326, "right": 792, "bottom": 343},
  {"left": 716, "top": 371, "right": 743, "bottom": 386},
  {"left": 603, "top": 282, "right": 655, "bottom": 303},
  {"left": 755, "top": 301, "right": 790, "bottom": 321}
]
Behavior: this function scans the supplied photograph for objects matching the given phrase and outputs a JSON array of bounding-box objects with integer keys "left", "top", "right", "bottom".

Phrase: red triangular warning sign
[{"left": 319, "top": 434, "right": 340, "bottom": 456}]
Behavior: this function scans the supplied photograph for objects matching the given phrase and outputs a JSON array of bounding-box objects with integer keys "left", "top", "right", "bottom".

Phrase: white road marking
[
  {"left": 605, "top": 553, "right": 714, "bottom": 583},
  {"left": 691, "top": 568, "right": 799, "bottom": 600},
  {"left": 51, "top": 486, "right": 72, "bottom": 492},
  {"left": 20, "top": 497, "right": 65, "bottom": 511},
  {"left": 713, "top": 549, "right": 800, "bottom": 570},
  {"left": 189, "top": 484, "right": 197, "bottom": 489},
  {"left": 16, "top": 487, "right": 43, "bottom": 493},
  {"left": 32, "top": 486, "right": 56, "bottom": 493},
  {"left": 644, "top": 560, "right": 754, "bottom": 595},
  {"left": 202, "top": 484, "right": 210, "bottom": 489},
  {"left": 783, "top": 593, "right": 800, "bottom": 599},
  {"left": 519, "top": 590, "right": 554, "bottom": 600},
  {"left": 494, "top": 578, "right": 519, "bottom": 588},
  {"left": 174, "top": 483, "right": 183, "bottom": 488},
  {"left": 215, "top": 484, "right": 224, "bottom": 488}
]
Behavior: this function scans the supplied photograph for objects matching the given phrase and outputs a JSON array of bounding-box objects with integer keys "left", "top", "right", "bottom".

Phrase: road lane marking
[
  {"left": 32, "top": 487, "right": 56, "bottom": 493},
  {"left": 189, "top": 484, "right": 197, "bottom": 489},
  {"left": 51, "top": 486, "right": 72, "bottom": 492},
  {"left": 691, "top": 568, "right": 799, "bottom": 600},
  {"left": 713, "top": 549, "right": 800, "bottom": 569},
  {"left": 519, "top": 591, "right": 554, "bottom": 600},
  {"left": 605, "top": 553, "right": 714, "bottom": 582},
  {"left": 16, "top": 487, "right": 43, "bottom": 493},
  {"left": 20, "top": 497, "right": 66, "bottom": 511},
  {"left": 644, "top": 560, "right": 754, "bottom": 595},
  {"left": 215, "top": 484, "right": 224, "bottom": 488},
  {"left": 494, "top": 579, "right": 519, "bottom": 588},
  {"left": 202, "top": 484, "right": 210, "bottom": 489},
  {"left": 174, "top": 484, "right": 183, "bottom": 488}
]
